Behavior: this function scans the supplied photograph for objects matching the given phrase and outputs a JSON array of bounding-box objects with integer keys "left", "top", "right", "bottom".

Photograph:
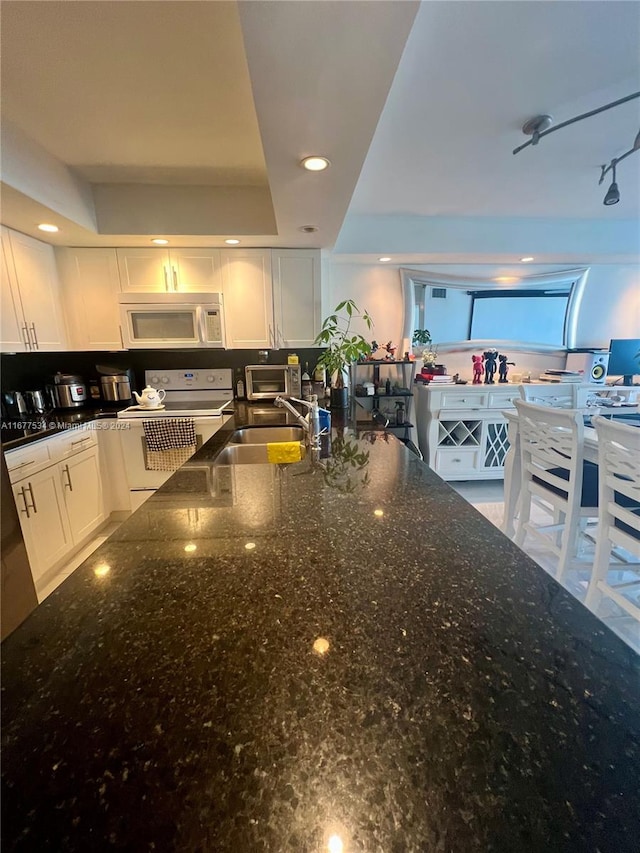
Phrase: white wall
[{"left": 327, "top": 259, "right": 639, "bottom": 382}]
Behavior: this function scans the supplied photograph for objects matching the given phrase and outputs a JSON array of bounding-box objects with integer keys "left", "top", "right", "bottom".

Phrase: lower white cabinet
[
  {"left": 12, "top": 466, "right": 73, "bottom": 581},
  {"left": 6, "top": 429, "right": 106, "bottom": 585},
  {"left": 415, "top": 384, "right": 520, "bottom": 481}
]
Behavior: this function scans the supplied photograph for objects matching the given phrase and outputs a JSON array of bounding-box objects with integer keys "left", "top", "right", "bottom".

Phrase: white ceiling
[{"left": 1, "top": 0, "right": 638, "bottom": 263}]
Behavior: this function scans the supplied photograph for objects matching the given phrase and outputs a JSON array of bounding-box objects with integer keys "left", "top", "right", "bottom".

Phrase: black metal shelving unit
[{"left": 350, "top": 360, "right": 420, "bottom": 454}]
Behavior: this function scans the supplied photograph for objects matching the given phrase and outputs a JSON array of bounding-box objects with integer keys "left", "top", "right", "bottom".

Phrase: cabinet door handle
[
  {"left": 62, "top": 464, "right": 73, "bottom": 491},
  {"left": 25, "top": 482, "right": 37, "bottom": 513},
  {"left": 29, "top": 323, "right": 39, "bottom": 349},
  {"left": 29, "top": 323, "right": 37, "bottom": 349},
  {"left": 163, "top": 266, "right": 170, "bottom": 291},
  {"left": 21, "top": 324, "right": 32, "bottom": 350},
  {"left": 172, "top": 266, "right": 178, "bottom": 291},
  {"left": 13, "top": 460, "right": 36, "bottom": 470},
  {"left": 119, "top": 325, "right": 124, "bottom": 349},
  {"left": 453, "top": 458, "right": 461, "bottom": 463},
  {"left": 17, "top": 487, "right": 30, "bottom": 519},
  {"left": 70, "top": 436, "right": 92, "bottom": 446}
]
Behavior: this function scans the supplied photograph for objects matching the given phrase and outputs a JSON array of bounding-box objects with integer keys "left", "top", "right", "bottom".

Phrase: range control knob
[
  {"left": 161, "top": 376, "right": 170, "bottom": 384},
  {"left": 207, "top": 375, "right": 215, "bottom": 383},
  {"left": 150, "top": 376, "right": 159, "bottom": 385}
]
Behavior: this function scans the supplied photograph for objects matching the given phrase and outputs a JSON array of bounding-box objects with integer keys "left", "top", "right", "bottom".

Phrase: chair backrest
[
  {"left": 519, "top": 384, "right": 574, "bottom": 408},
  {"left": 514, "top": 399, "right": 585, "bottom": 503},
  {"left": 591, "top": 415, "right": 640, "bottom": 538}
]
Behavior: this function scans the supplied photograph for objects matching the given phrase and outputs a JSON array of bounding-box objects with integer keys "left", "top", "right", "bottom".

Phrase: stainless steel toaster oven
[{"left": 244, "top": 364, "right": 302, "bottom": 401}]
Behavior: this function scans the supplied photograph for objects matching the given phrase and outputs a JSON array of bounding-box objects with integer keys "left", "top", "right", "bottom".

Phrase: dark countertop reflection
[{"left": 2, "top": 406, "right": 639, "bottom": 852}]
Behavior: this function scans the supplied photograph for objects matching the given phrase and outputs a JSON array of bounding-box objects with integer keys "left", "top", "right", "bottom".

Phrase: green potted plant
[
  {"left": 313, "top": 300, "right": 373, "bottom": 408},
  {"left": 412, "top": 328, "right": 432, "bottom": 357}
]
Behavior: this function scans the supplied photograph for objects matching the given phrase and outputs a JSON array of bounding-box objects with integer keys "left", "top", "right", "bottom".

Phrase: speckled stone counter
[
  {"left": 1, "top": 407, "right": 118, "bottom": 450},
  {"left": 2, "top": 412, "right": 640, "bottom": 852}
]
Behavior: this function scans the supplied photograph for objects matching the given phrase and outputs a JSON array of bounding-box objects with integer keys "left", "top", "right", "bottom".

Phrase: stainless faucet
[{"left": 274, "top": 395, "right": 321, "bottom": 449}]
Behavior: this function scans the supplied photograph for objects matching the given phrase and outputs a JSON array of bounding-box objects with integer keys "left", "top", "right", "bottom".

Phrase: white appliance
[
  {"left": 565, "top": 351, "right": 609, "bottom": 384},
  {"left": 118, "top": 292, "right": 225, "bottom": 349},
  {"left": 117, "top": 368, "right": 233, "bottom": 504}
]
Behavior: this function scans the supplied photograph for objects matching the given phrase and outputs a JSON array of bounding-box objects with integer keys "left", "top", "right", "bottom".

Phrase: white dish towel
[{"left": 143, "top": 418, "right": 197, "bottom": 471}]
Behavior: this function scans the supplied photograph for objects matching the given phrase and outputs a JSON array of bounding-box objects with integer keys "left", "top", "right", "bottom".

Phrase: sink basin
[
  {"left": 230, "top": 426, "right": 305, "bottom": 444},
  {"left": 214, "top": 442, "right": 307, "bottom": 465}
]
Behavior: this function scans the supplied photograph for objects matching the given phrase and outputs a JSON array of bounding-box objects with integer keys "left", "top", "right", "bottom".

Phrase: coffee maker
[{"left": 93, "top": 364, "right": 134, "bottom": 405}]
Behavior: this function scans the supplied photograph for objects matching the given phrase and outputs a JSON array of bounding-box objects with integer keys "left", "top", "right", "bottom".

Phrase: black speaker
[{"left": 565, "top": 352, "right": 609, "bottom": 384}]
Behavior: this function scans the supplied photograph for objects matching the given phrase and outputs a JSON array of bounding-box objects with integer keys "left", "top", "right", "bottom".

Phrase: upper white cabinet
[
  {"left": 116, "top": 248, "right": 222, "bottom": 293},
  {"left": 1, "top": 227, "right": 68, "bottom": 351},
  {"left": 272, "top": 249, "right": 321, "bottom": 348},
  {"left": 221, "top": 248, "right": 322, "bottom": 349},
  {"left": 56, "top": 247, "right": 123, "bottom": 350},
  {"left": 221, "top": 249, "right": 274, "bottom": 348}
]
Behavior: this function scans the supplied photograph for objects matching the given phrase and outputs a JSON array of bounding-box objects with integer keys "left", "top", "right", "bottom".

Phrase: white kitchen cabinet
[
  {"left": 117, "top": 248, "right": 222, "bottom": 293},
  {"left": 1, "top": 230, "right": 27, "bottom": 351},
  {"left": 12, "top": 466, "right": 73, "bottom": 582},
  {"left": 6, "top": 428, "right": 106, "bottom": 587},
  {"left": 1, "top": 227, "right": 68, "bottom": 351},
  {"left": 221, "top": 248, "right": 322, "bottom": 349},
  {"left": 271, "top": 249, "right": 321, "bottom": 348},
  {"left": 415, "top": 384, "right": 520, "bottom": 481},
  {"left": 221, "top": 249, "right": 273, "bottom": 348},
  {"left": 61, "top": 446, "right": 106, "bottom": 543},
  {"left": 56, "top": 247, "right": 124, "bottom": 350}
]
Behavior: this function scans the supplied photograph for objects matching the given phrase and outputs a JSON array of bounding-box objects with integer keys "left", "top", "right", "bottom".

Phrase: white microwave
[{"left": 119, "top": 292, "right": 225, "bottom": 349}]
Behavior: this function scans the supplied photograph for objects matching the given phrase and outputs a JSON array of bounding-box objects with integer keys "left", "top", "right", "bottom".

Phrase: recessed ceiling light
[
  {"left": 225, "top": 239, "right": 240, "bottom": 245},
  {"left": 38, "top": 223, "right": 59, "bottom": 233},
  {"left": 300, "top": 156, "right": 331, "bottom": 172},
  {"left": 151, "top": 238, "right": 169, "bottom": 245},
  {"left": 379, "top": 257, "right": 392, "bottom": 263},
  {"left": 299, "top": 225, "right": 319, "bottom": 233},
  {"left": 520, "top": 256, "right": 534, "bottom": 263}
]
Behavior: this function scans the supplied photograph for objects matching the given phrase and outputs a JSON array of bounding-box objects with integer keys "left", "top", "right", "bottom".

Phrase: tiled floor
[{"left": 452, "top": 480, "right": 640, "bottom": 655}]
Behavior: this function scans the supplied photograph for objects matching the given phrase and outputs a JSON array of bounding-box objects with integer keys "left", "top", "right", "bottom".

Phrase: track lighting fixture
[{"left": 514, "top": 91, "right": 640, "bottom": 207}]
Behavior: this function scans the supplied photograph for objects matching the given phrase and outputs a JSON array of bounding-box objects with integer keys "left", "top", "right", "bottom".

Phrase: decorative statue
[
  {"left": 483, "top": 349, "right": 498, "bottom": 384},
  {"left": 385, "top": 341, "right": 397, "bottom": 359},
  {"left": 472, "top": 354, "right": 484, "bottom": 384},
  {"left": 498, "top": 354, "right": 515, "bottom": 383}
]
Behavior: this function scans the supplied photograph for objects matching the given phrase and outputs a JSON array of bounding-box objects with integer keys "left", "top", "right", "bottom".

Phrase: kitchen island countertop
[{"left": 2, "top": 409, "right": 639, "bottom": 852}]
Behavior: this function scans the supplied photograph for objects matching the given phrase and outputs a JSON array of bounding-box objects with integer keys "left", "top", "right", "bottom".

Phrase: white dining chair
[
  {"left": 584, "top": 416, "right": 640, "bottom": 623},
  {"left": 519, "top": 384, "right": 574, "bottom": 408},
  {"left": 513, "top": 400, "right": 599, "bottom": 581}
]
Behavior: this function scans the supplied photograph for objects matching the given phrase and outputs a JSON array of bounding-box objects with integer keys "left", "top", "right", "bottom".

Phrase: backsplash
[{"left": 0, "top": 348, "right": 324, "bottom": 394}]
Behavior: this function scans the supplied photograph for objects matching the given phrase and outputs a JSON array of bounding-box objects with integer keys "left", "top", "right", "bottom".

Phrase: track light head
[{"left": 603, "top": 181, "right": 620, "bottom": 205}]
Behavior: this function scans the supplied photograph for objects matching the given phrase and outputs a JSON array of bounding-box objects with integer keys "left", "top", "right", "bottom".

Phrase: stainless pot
[
  {"left": 47, "top": 373, "right": 87, "bottom": 409},
  {"left": 24, "top": 390, "right": 47, "bottom": 414},
  {"left": 100, "top": 374, "right": 132, "bottom": 403}
]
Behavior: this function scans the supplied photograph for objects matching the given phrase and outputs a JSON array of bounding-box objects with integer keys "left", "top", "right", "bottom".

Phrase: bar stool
[
  {"left": 513, "top": 400, "right": 599, "bottom": 581},
  {"left": 585, "top": 416, "right": 640, "bottom": 623}
]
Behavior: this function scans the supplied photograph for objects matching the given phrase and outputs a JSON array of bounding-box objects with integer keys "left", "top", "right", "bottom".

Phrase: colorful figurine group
[{"left": 472, "top": 350, "right": 515, "bottom": 384}]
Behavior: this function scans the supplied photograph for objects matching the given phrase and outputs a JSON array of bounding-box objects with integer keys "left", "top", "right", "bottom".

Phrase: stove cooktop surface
[{"left": 117, "top": 399, "right": 234, "bottom": 418}]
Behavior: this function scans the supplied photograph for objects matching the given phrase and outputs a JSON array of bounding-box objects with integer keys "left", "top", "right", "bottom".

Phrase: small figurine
[
  {"left": 498, "top": 354, "right": 515, "bottom": 383},
  {"left": 483, "top": 349, "right": 498, "bottom": 384},
  {"left": 472, "top": 354, "right": 484, "bottom": 384},
  {"left": 384, "top": 341, "right": 397, "bottom": 359}
]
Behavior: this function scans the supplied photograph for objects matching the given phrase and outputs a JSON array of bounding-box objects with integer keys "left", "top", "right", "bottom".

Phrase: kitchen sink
[
  {"left": 214, "top": 442, "right": 307, "bottom": 465},
  {"left": 230, "top": 426, "right": 305, "bottom": 444}
]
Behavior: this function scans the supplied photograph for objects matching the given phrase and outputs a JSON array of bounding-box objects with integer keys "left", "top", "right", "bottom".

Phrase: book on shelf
[
  {"left": 539, "top": 371, "right": 582, "bottom": 383},
  {"left": 428, "top": 376, "right": 455, "bottom": 384}
]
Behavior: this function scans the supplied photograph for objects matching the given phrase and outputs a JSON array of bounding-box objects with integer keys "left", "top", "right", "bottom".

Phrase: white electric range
[{"left": 117, "top": 368, "right": 234, "bottom": 504}]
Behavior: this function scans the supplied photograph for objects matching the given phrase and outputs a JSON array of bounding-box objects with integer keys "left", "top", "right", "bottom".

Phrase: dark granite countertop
[
  {"left": 1, "top": 407, "right": 119, "bottom": 450},
  {"left": 2, "top": 408, "right": 639, "bottom": 852}
]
